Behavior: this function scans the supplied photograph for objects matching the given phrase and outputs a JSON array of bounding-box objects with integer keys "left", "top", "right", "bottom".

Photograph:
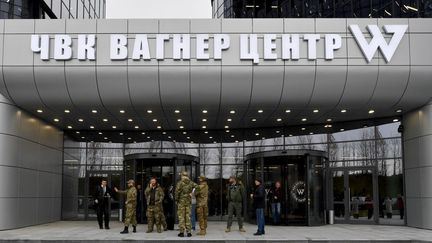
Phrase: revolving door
[
  {"left": 244, "top": 150, "right": 327, "bottom": 226},
  {"left": 123, "top": 153, "right": 199, "bottom": 223}
]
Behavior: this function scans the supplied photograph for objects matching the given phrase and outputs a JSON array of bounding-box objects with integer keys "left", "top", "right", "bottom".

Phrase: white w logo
[
  {"left": 349, "top": 24, "right": 408, "bottom": 63},
  {"left": 297, "top": 189, "right": 304, "bottom": 196}
]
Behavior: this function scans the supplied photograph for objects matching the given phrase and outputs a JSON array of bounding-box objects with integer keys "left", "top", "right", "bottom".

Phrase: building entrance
[
  {"left": 244, "top": 150, "right": 327, "bottom": 226},
  {"left": 122, "top": 153, "right": 199, "bottom": 223},
  {"left": 329, "top": 167, "right": 379, "bottom": 224}
]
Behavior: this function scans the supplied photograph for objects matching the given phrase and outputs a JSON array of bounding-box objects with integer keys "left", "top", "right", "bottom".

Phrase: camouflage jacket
[
  {"left": 175, "top": 177, "right": 199, "bottom": 206},
  {"left": 144, "top": 184, "right": 165, "bottom": 206},
  {"left": 195, "top": 182, "right": 209, "bottom": 207},
  {"left": 118, "top": 186, "right": 137, "bottom": 207}
]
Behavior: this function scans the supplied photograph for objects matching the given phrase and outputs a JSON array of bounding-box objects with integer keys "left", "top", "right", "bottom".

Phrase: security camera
[{"left": 398, "top": 125, "right": 404, "bottom": 133}]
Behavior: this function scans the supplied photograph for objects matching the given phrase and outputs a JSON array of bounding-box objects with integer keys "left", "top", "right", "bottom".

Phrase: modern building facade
[{"left": 0, "top": 0, "right": 431, "bottom": 232}]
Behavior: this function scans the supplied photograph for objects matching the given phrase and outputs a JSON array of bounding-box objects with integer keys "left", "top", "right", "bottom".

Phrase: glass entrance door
[{"left": 330, "top": 167, "right": 378, "bottom": 224}]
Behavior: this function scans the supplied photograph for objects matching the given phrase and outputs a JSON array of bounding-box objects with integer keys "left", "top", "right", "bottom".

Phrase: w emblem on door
[{"left": 291, "top": 181, "right": 306, "bottom": 203}]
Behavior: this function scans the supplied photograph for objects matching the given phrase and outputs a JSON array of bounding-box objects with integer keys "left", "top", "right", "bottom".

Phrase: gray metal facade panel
[{"left": 0, "top": 19, "right": 430, "bottom": 133}]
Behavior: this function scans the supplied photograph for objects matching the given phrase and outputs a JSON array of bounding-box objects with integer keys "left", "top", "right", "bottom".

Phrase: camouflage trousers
[
  {"left": 124, "top": 203, "right": 137, "bottom": 227},
  {"left": 196, "top": 205, "right": 208, "bottom": 231},
  {"left": 159, "top": 206, "right": 167, "bottom": 230},
  {"left": 177, "top": 204, "right": 192, "bottom": 233},
  {"left": 146, "top": 205, "right": 162, "bottom": 231}
]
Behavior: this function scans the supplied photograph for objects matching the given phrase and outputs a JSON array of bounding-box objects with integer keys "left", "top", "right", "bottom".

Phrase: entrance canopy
[{"left": 0, "top": 19, "right": 431, "bottom": 143}]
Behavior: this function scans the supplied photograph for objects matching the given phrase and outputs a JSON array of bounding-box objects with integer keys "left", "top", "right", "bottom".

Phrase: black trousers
[{"left": 96, "top": 204, "right": 110, "bottom": 227}]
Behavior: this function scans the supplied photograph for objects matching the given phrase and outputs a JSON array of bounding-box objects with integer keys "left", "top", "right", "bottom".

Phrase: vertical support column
[{"left": 403, "top": 101, "right": 432, "bottom": 229}]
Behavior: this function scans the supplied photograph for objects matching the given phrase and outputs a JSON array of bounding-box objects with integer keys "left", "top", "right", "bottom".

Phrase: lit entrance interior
[{"left": 244, "top": 150, "right": 327, "bottom": 226}]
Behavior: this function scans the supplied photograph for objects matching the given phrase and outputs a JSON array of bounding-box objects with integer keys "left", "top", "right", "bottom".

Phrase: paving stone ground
[{"left": 0, "top": 221, "right": 431, "bottom": 242}]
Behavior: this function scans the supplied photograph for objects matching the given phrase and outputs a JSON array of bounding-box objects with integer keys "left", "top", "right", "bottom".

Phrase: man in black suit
[{"left": 94, "top": 179, "right": 112, "bottom": 229}]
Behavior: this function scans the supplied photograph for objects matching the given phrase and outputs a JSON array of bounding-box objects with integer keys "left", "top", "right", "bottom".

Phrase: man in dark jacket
[
  {"left": 251, "top": 178, "right": 265, "bottom": 236},
  {"left": 225, "top": 176, "right": 246, "bottom": 233},
  {"left": 93, "top": 179, "right": 112, "bottom": 230},
  {"left": 268, "top": 181, "right": 282, "bottom": 225}
]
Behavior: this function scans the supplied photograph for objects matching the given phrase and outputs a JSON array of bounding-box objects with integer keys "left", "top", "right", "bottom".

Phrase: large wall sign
[{"left": 30, "top": 24, "right": 407, "bottom": 64}]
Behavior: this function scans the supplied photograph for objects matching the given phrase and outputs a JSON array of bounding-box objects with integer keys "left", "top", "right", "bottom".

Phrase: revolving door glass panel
[{"left": 244, "top": 151, "right": 326, "bottom": 226}]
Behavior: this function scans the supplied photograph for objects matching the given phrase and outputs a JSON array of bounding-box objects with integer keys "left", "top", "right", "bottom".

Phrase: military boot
[
  {"left": 225, "top": 227, "right": 231, "bottom": 233},
  {"left": 120, "top": 226, "right": 129, "bottom": 234},
  {"left": 157, "top": 227, "right": 162, "bottom": 233},
  {"left": 178, "top": 232, "right": 185, "bottom": 237},
  {"left": 132, "top": 226, "right": 137, "bottom": 233},
  {"left": 196, "top": 229, "right": 206, "bottom": 235},
  {"left": 146, "top": 227, "right": 153, "bottom": 233},
  {"left": 239, "top": 227, "right": 246, "bottom": 232}
]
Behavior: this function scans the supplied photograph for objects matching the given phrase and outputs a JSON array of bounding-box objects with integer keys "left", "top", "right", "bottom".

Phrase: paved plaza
[{"left": 0, "top": 221, "right": 431, "bottom": 242}]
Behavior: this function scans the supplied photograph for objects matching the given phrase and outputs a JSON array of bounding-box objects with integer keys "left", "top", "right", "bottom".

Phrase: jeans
[
  {"left": 191, "top": 204, "right": 196, "bottom": 230},
  {"left": 271, "top": 203, "right": 281, "bottom": 224},
  {"left": 255, "top": 208, "right": 265, "bottom": 233}
]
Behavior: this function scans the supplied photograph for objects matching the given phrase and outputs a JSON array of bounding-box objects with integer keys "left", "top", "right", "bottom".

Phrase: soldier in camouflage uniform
[
  {"left": 226, "top": 176, "right": 246, "bottom": 233},
  {"left": 115, "top": 179, "right": 138, "bottom": 234},
  {"left": 144, "top": 177, "right": 165, "bottom": 233},
  {"left": 175, "top": 171, "right": 199, "bottom": 237},
  {"left": 195, "top": 176, "right": 209, "bottom": 236}
]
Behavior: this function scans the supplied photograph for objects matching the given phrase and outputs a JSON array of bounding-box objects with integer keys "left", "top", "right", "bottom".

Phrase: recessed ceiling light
[
  {"left": 209, "top": 136, "right": 213, "bottom": 139},
  {"left": 37, "top": 109, "right": 43, "bottom": 113},
  {"left": 98, "top": 132, "right": 103, "bottom": 135},
  {"left": 327, "top": 118, "right": 332, "bottom": 122},
  {"left": 204, "top": 131, "right": 208, "bottom": 134},
  {"left": 277, "top": 118, "right": 282, "bottom": 122},
  {"left": 230, "top": 110, "right": 235, "bottom": 114},
  {"left": 162, "top": 132, "right": 167, "bottom": 135},
  {"left": 147, "top": 136, "right": 150, "bottom": 139},
  {"left": 103, "top": 118, "right": 108, "bottom": 122},
  {"left": 227, "top": 118, "right": 232, "bottom": 122},
  {"left": 393, "top": 119, "right": 399, "bottom": 122},
  {"left": 341, "top": 109, "right": 347, "bottom": 113},
  {"left": 309, "top": 132, "right": 314, "bottom": 135},
  {"left": 75, "top": 131, "right": 80, "bottom": 134},
  {"left": 177, "top": 119, "right": 182, "bottom": 122},
  {"left": 104, "top": 137, "right": 108, "bottom": 140},
  {"left": 168, "top": 136, "right": 171, "bottom": 139},
  {"left": 120, "top": 132, "right": 123, "bottom": 135},
  {"left": 225, "top": 130, "right": 230, "bottom": 133},
  {"left": 157, "top": 126, "right": 162, "bottom": 129},
  {"left": 368, "top": 109, "right": 375, "bottom": 114},
  {"left": 120, "top": 110, "right": 125, "bottom": 114},
  {"left": 53, "top": 118, "right": 59, "bottom": 122},
  {"left": 202, "top": 110, "right": 208, "bottom": 114},
  {"left": 301, "top": 118, "right": 307, "bottom": 122},
  {"left": 128, "top": 137, "right": 131, "bottom": 140},
  {"left": 128, "top": 119, "right": 133, "bottom": 122},
  {"left": 141, "top": 132, "right": 145, "bottom": 135},
  {"left": 285, "top": 109, "right": 291, "bottom": 113},
  {"left": 340, "top": 128, "right": 345, "bottom": 131},
  {"left": 187, "top": 136, "right": 190, "bottom": 139},
  {"left": 258, "top": 109, "right": 263, "bottom": 113},
  {"left": 250, "top": 118, "right": 256, "bottom": 122},
  {"left": 183, "top": 131, "right": 187, "bottom": 134},
  {"left": 224, "top": 125, "right": 229, "bottom": 129},
  {"left": 64, "top": 109, "right": 70, "bottom": 113},
  {"left": 202, "top": 126, "right": 207, "bottom": 129},
  {"left": 202, "top": 118, "right": 207, "bottom": 122},
  {"left": 313, "top": 109, "right": 319, "bottom": 113},
  {"left": 213, "top": 141, "right": 217, "bottom": 144},
  {"left": 276, "top": 130, "right": 280, "bottom": 133},
  {"left": 135, "top": 126, "right": 139, "bottom": 129},
  {"left": 147, "top": 110, "right": 153, "bottom": 114},
  {"left": 174, "top": 110, "right": 180, "bottom": 114},
  {"left": 289, "top": 134, "right": 293, "bottom": 137},
  {"left": 152, "top": 119, "right": 157, "bottom": 122},
  {"left": 112, "top": 125, "right": 117, "bottom": 129},
  {"left": 180, "top": 126, "right": 184, "bottom": 129},
  {"left": 67, "top": 126, "right": 72, "bottom": 129},
  {"left": 78, "top": 118, "right": 84, "bottom": 122},
  {"left": 231, "top": 135, "right": 235, "bottom": 138},
  {"left": 92, "top": 110, "right": 97, "bottom": 113},
  {"left": 90, "top": 126, "right": 94, "bottom": 129},
  {"left": 396, "top": 109, "right": 402, "bottom": 113},
  {"left": 301, "top": 127, "right": 306, "bottom": 130},
  {"left": 81, "top": 136, "right": 85, "bottom": 139},
  {"left": 255, "top": 133, "right": 259, "bottom": 136}
]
